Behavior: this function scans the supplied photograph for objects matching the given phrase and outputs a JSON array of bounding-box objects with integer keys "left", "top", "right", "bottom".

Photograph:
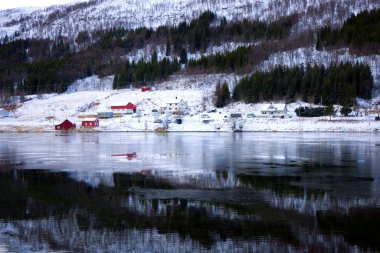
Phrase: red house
[
  {"left": 82, "top": 119, "right": 99, "bottom": 128},
  {"left": 110, "top": 102, "right": 137, "bottom": 114},
  {"left": 141, "top": 86, "right": 152, "bottom": 92},
  {"left": 111, "top": 152, "right": 137, "bottom": 160},
  {"left": 55, "top": 119, "right": 76, "bottom": 131}
]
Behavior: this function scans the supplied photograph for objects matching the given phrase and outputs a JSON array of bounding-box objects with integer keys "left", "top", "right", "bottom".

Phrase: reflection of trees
[
  {"left": 237, "top": 174, "right": 305, "bottom": 195},
  {"left": 317, "top": 208, "right": 380, "bottom": 251},
  {"left": 0, "top": 168, "right": 296, "bottom": 250},
  {"left": 1, "top": 167, "right": 380, "bottom": 252}
]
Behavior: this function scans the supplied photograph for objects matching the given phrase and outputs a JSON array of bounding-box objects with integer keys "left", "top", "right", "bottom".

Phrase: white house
[
  {"left": 162, "top": 97, "right": 187, "bottom": 115},
  {"left": 261, "top": 103, "right": 288, "bottom": 118},
  {"left": 0, "top": 108, "right": 9, "bottom": 118}
]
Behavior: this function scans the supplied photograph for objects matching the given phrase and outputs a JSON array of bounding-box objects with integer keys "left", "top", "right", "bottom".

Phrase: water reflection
[{"left": 0, "top": 132, "right": 379, "bottom": 252}]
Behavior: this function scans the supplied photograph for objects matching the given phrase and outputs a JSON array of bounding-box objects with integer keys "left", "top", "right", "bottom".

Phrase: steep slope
[
  {"left": 1, "top": 0, "right": 380, "bottom": 41},
  {"left": 1, "top": 0, "right": 380, "bottom": 107}
]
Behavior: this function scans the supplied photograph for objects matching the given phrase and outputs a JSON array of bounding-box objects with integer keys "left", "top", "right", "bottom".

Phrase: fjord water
[{"left": 0, "top": 132, "right": 379, "bottom": 252}]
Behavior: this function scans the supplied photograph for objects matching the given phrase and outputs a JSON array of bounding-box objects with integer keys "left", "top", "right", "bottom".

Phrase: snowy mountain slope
[
  {"left": 121, "top": 41, "right": 380, "bottom": 88},
  {"left": 0, "top": 7, "right": 37, "bottom": 38},
  {"left": 1, "top": 0, "right": 380, "bottom": 41},
  {"left": 256, "top": 47, "right": 380, "bottom": 87}
]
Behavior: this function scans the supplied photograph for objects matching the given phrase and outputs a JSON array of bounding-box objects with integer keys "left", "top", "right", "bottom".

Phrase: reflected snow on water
[{"left": 0, "top": 132, "right": 379, "bottom": 252}]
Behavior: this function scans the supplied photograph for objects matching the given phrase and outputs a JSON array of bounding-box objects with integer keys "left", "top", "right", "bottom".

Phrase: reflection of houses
[
  {"left": 81, "top": 134, "right": 99, "bottom": 144},
  {"left": 111, "top": 102, "right": 137, "bottom": 114},
  {"left": 82, "top": 119, "right": 99, "bottom": 128},
  {"left": 0, "top": 108, "right": 9, "bottom": 118},
  {"left": 112, "top": 152, "right": 137, "bottom": 160},
  {"left": 160, "top": 98, "right": 187, "bottom": 115},
  {"left": 261, "top": 104, "right": 288, "bottom": 118},
  {"left": 55, "top": 119, "right": 76, "bottom": 131},
  {"left": 140, "top": 169, "right": 152, "bottom": 175}
]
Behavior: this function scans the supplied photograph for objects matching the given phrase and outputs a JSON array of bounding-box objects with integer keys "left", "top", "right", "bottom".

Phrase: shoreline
[
  {"left": 1, "top": 116, "right": 380, "bottom": 133},
  {"left": 1, "top": 127, "right": 379, "bottom": 133}
]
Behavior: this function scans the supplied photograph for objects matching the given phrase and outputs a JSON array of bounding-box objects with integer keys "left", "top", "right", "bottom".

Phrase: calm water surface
[{"left": 0, "top": 132, "right": 380, "bottom": 252}]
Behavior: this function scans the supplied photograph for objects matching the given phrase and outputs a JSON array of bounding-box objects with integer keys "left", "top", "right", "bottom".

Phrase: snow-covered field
[{"left": 1, "top": 75, "right": 380, "bottom": 133}]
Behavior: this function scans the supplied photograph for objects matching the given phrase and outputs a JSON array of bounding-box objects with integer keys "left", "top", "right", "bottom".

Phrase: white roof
[
  {"left": 262, "top": 103, "right": 287, "bottom": 111},
  {"left": 167, "top": 98, "right": 184, "bottom": 104},
  {"left": 81, "top": 118, "right": 98, "bottom": 121}
]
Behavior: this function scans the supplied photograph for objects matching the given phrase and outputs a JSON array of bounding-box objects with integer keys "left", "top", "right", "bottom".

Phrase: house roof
[
  {"left": 261, "top": 103, "right": 287, "bottom": 112},
  {"left": 97, "top": 111, "right": 113, "bottom": 114},
  {"left": 111, "top": 102, "right": 136, "bottom": 110},
  {"left": 82, "top": 118, "right": 99, "bottom": 122},
  {"left": 167, "top": 98, "right": 184, "bottom": 104},
  {"left": 126, "top": 102, "right": 136, "bottom": 109},
  {"left": 56, "top": 119, "right": 75, "bottom": 127}
]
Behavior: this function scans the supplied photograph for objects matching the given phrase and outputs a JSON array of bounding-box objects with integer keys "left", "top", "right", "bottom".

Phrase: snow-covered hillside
[
  {"left": 256, "top": 47, "right": 380, "bottom": 87},
  {"left": 1, "top": 0, "right": 379, "bottom": 41}
]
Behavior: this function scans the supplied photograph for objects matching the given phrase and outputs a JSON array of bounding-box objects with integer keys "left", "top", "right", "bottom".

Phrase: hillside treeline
[
  {"left": 186, "top": 32, "right": 315, "bottom": 74},
  {"left": 233, "top": 63, "right": 373, "bottom": 105},
  {"left": 316, "top": 8, "right": 380, "bottom": 54},
  {"left": 0, "top": 11, "right": 296, "bottom": 97},
  {"left": 113, "top": 54, "right": 180, "bottom": 89},
  {"left": 95, "top": 11, "right": 295, "bottom": 54},
  {"left": 187, "top": 47, "right": 249, "bottom": 72}
]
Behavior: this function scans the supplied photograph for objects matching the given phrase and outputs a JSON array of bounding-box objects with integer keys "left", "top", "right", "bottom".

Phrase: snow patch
[{"left": 66, "top": 75, "right": 114, "bottom": 93}]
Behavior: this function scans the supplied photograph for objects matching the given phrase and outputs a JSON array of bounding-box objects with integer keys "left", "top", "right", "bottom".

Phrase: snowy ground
[{"left": 0, "top": 75, "right": 380, "bottom": 133}]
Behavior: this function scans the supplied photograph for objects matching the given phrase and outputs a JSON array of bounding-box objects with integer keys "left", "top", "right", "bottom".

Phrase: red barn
[
  {"left": 55, "top": 119, "right": 76, "bottom": 131},
  {"left": 82, "top": 119, "right": 99, "bottom": 128},
  {"left": 110, "top": 102, "right": 137, "bottom": 114},
  {"left": 141, "top": 86, "right": 152, "bottom": 92}
]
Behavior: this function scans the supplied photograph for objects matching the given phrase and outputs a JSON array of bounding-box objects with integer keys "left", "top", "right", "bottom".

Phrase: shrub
[
  {"left": 295, "top": 107, "right": 324, "bottom": 117},
  {"left": 340, "top": 106, "right": 352, "bottom": 116}
]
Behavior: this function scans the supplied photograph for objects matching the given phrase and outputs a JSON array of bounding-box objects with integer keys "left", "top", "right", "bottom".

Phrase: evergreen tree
[
  {"left": 151, "top": 50, "right": 158, "bottom": 63},
  {"left": 179, "top": 48, "right": 188, "bottom": 64},
  {"left": 316, "top": 9, "right": 380, "bottom": 54},
  {"left": 214, "top": 82, "right": 230, "bottom": 108},
  {"left": 165, "top": 41, "right": 171, "bottom": 56},
  {"left": 324, "top": 104, "right": 335, "bottom": 119},
  {"left": 340, "top": 106, "right": 352, "bottom": 116}
]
